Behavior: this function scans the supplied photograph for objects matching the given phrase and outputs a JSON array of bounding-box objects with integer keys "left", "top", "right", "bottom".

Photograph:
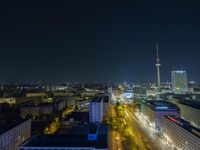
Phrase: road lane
[
  {"left": 108, "top": 103, "right": 123, "bottom": 150},
  {"left": 126, "top": 106, "right": 170, "bottom": 150}
]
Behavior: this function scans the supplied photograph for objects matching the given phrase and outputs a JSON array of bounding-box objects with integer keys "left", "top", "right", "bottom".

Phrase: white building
[
  {"left": 89, "top": 97, "right": 103, "bottom": 123},
  {"left": 162, "top": 116, "right": 200, "bottom": 150},
  {"left": 0, "top": 119, "right": 31, "bottom": 150},
  {"left": 171, "top": 70, "right": 188, "bottom": 94}
]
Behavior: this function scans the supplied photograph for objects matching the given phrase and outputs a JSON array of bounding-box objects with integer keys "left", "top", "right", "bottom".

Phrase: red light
[{"left": 169, "top": 117, "right": 177, "bottom": 122}]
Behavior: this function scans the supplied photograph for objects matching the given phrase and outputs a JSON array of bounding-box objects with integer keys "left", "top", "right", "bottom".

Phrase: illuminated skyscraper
[
  {"left": 171, "top": 70, "right": 188, "bottom": 93},
  {"left": 155, "top": 44, "right": 161, "bottom": 91}
]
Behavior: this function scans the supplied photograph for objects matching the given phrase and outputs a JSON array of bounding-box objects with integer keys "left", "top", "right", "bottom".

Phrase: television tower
[{"left": 155, "top": 44, "right": 161, "bottom": 91}]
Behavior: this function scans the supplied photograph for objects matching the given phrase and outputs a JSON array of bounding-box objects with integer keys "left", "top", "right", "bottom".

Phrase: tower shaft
[
  {"left": 155, "top": 44, "right": 161, "bottom": 91},
  {"left": 156, "top": 65, "right": 161, "bottom": 90}
]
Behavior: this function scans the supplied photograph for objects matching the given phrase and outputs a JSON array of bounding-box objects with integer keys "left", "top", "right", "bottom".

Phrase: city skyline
[
  {"left": 1, "top": 1, "right": 200, "bottom": 150},
  {"left": 0, "top": 1, "right": 200, "bottom": 83}
]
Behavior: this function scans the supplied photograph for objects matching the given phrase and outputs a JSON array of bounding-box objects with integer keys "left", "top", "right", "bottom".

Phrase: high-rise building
[
  {"left": 171, "top": 70, "right": 188, "bottom": 93},
  {"left": 89, "top": 97, "right": 103, "bottom": 123}
]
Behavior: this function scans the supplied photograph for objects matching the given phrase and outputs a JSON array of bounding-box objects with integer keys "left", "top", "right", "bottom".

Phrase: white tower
[{"left": 155, "top": 44, "right": 161, "bottom": 91}]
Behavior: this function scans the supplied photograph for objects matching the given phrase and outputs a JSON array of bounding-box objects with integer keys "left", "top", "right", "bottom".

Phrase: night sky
[{"left": 0, "top": 0, "right": 200, "bottom": 83}]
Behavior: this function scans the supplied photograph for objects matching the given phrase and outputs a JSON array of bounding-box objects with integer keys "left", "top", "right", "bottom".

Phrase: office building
[
  {"left": 89, "top": 97, "right": 103, "bottom": 123},
  {"left": 21, "top": 104, "right": 53, "bottom": 118},
  {"left": 0, "top": 119, "right": 31, "bottom": 150},
  {"left": 21, "top": 99, "right": 65, "bottom": 118},
  {"left": 133, "top": 86, "right": 147, "bottom": 99},
  {"left": 162, "top": 115, "right": 200, "bottom": 150},
  {"left": 171, "top": 70, "right": 188, "bottom": 94},
  {"left": 172, "top": 99, "right": 200, "bottom": 128},
  {"left": 18, "top": 123, "right": 108, "bottom": 150},
  {"left": 141, "top": 100, "right": 179, "bottom": 131},
  {"left": 103, "top": 96, "right": 109, "bottom": 116}
]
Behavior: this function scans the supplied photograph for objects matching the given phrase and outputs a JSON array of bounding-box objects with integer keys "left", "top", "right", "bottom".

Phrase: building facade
[
  {"left": 162, "top": 116, "right": 200, "bottom": 150},
  {"left": 133, "top": 86, "right": 147, "bottom": 100},
  {"left": 171, "top": 70, "right": 188, "bottom": 94},
  {"left": 53, "top": 100, "right": 66, "bottom": 111},
  {"left": 141, "top": 100, "right": 179, "bottom": 131},
  {"left": 0, "top": 119, "right": 31, "bottom": 150},
  {"left": 21, "top": 105, "right": 53, "bottom": 118},
  {"left": 172, "top": 99, "right": 200, "bottom": 128},
  {"left": 75, "top": 99, "right": 90, "bottom": 109},
  {"left": 103, "top": 96, "right": 109, "bottom": 116},
  {"left": 89, "top": 97, "right": 103, "bottom": 123}
]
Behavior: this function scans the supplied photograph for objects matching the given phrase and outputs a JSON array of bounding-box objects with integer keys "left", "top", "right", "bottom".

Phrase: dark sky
[{"left": 0, "top": 0, "right": 200, "bottom": 83}]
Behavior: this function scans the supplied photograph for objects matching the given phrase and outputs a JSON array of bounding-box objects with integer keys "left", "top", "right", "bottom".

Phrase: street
[
  {"left": 108, "top": 103, "right": 123, "bottom": 150},
  {"left": 123, "top": 105, "right": 170, "bottom": 150},
  {"left": 110, "top": 91, "right": 171, "bottom": 150}
]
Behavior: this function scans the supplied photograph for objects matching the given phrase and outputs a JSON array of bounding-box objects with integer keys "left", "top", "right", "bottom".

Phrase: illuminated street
[
  {"left": 108, "top": 103, "right": 123, "bottom": 150},
  {"left": 123, "top": 105, "right": 171, "bottom": 150},
  {"left": 134, "top": 110, "right": 170, "bottom": 150},
  {"left": 123, "top": 107, "right": 147, "bottom": 150},
  {"left": 111, "top": 91, "right": 171, "bottom": 150}
]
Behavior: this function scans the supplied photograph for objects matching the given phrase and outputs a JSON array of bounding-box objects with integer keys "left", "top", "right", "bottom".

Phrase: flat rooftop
[
  {"left": 22, "top": 123, "right": 108, "bottom": 149},
  {"left": 165, "top": 115, "right": 200, "bottom": 138},
  {"left": 144, "top": 100, "right": 179, "bottom": 111},
  {"left": 58, "top": 123, "right": 108, "bottom": 136},
  {"left": 0, "top": 119, "right": 30, "bottom": 135},
  {"left": 91, "top": 97, "right": 102, "bottom": 102},
  {"left": 178, "top": 99, "right": 200, "bottom": 110},
  {"left": 22, "top": 134, "right": 107, "bottom": 149},
  {"left": 22, "top": 103, "right": 53, "bottom": 108},
  {"left": 63, "top": 112, "right": 89, "bottom": 122}
]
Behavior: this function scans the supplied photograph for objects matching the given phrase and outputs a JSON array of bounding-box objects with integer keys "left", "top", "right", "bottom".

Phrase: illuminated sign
[
  {"left": 124, "top": 93, "right": 133, "bottom": 99},
  {"left": 156, "top": 107, "right": 168, "bottom": 109}
]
